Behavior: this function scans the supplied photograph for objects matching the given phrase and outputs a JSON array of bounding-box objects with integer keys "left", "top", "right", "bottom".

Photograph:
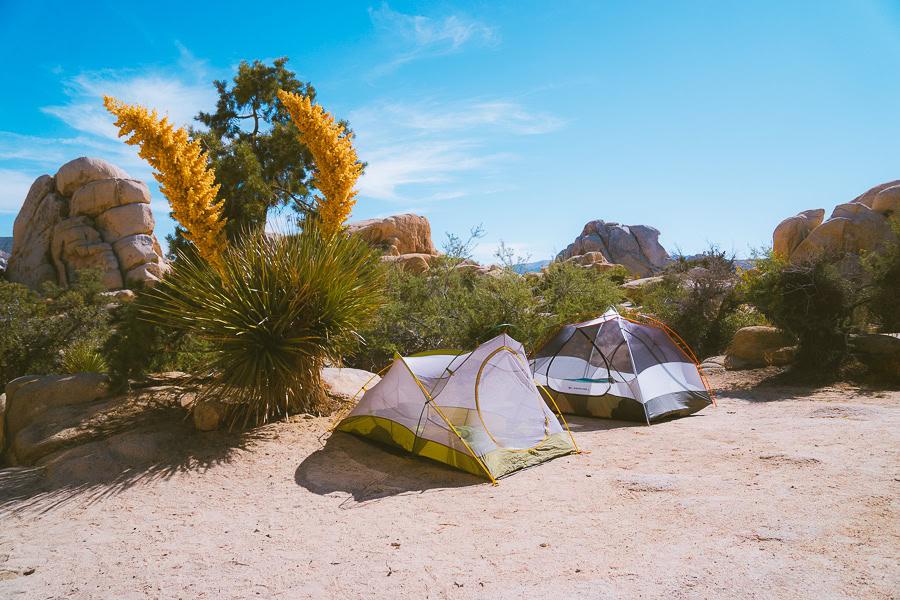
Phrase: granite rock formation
[
  {"left": 556, "top": 220, "right": 672, "bottom": 277},
  {"left": 5, "top": 157, "right": 168, "bottom": 290},
  {"left": 773, "top": 181, "right": 899, "bottom": 265}
]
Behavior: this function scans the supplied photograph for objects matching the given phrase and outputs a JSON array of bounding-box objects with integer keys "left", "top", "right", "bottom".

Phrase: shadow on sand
[
  {"left": 0, "top": 402, "right": 271, "bottom": 517},
  {"left": 295, "top": 432, "right": 484, "bottom": 507},
  {"left": 564, "top": 414, "right": 656, "bottom": 433},
  {"left": 711, "top": 368, "right": 896, "bottom": 403}
]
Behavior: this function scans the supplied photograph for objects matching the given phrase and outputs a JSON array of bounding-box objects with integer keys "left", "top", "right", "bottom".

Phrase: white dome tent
[{"left": 331, "top": 333, "right": 578, "bottom": 483}]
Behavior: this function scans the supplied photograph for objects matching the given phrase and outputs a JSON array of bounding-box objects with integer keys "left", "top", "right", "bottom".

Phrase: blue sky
[{"left": 2, "top": 0, "right": 899, "bottom": 263}]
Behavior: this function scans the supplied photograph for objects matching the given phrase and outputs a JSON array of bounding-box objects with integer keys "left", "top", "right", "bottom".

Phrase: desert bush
[
  {"left": 348, "top": 257, "right": 626, "bottom": 371},
  {"left": 140, "top": 221, "right": 384, "bottom": 426},
  {"left": 0, "top": 268, "right": 111, "bottom": 386},
  {"left": 862, "top": 216, "right": 900, "bottom": 332},
  {"left": 639, "top": 248, "right": 764, "bottom": 358},
  {"left": 739, "top": 250, "right": 857, "bottom": 370},
  {"left": 535, "top": 260, "right": 627, "bottom": 325},
  {"left": 350, "top": 258, "right": 531, "bottom": 370},
  {"left": 62, "top": 340, "right": 109, "bottom": 374},
  {"left": 102, "top": 289, "right": 209, "bottom": 390}
]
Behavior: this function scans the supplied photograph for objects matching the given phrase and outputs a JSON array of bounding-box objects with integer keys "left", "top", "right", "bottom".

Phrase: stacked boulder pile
[
  {"left": 773, "top": 180, "right": 898, "bottom": 265},
  {"left": 556, "top": 220, "right": 672, "bottom": 277},
  {"left": 5, "top": 157, "right": 168, "bottom": 291},
  {"left": 346, "top": 214, "right": 510, "bottom": 277}
]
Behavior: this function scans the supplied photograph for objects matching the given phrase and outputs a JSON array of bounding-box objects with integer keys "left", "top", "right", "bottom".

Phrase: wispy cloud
[
  {"left": 40, "top": 45, "right": 218, "bottom": 141},
  {"left": 349, "top": 98, "right": 563, "bottom": 203},
  {"left": 0, "top": 43, "right": 220, "bottom": 221},
  {"left": 0, "top": 169, "right": 42, "bottom": 214},
  {"left": 472, "top": 240, "right": 537, "bottom": 266},
  {"left": 368, "top": 2, "right": 498, "bottom": 75}
]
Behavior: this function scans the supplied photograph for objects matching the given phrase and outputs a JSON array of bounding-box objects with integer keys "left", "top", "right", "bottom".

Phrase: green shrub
[
  {"left": 141, "top": 220, "right": 385, "bottom": 426},
  {"left": 863, "top": 216, "right": 900, "bottom": 332},
  {"left": 102, "top": 288, "right": 210, "bottom": 390},
  {"left": 0, "top": 268, "right": 111, "bottom": 386},
  {"left": 348, "top": 257, "right": 626, "bottom": 370},
  {"left": 535, "top": 260, "right": 627, "bottom": 326},
  {"left": 639, "top": 249, "right": 764, "bottom": 358},
  {"left": 62, "top": 340, "right": 109, "bottom": 374},
  {"left": 740, "top": 250, "right": 857, "bottom": 370}
]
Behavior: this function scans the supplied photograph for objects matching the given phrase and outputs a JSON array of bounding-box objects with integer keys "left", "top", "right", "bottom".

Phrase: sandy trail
[{"left": 1, "top": 371, "right": 898, "bottom": 599}]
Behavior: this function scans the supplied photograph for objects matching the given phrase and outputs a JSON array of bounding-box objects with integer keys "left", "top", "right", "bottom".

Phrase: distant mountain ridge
[
  {"left": 513, "top": 259, "right": 551, "bottom": 273},
  {"left": 0, "top": 236, "right": 10, "bottom": 272}
]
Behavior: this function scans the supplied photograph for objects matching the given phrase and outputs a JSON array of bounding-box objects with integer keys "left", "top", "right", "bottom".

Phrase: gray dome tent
[{"left": 531, "top": 307, "right": 715, "bottom": 424}]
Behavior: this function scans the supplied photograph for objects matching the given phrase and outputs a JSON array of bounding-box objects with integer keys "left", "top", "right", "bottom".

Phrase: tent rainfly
[
  {"left": 531, "top": 307, "right": 715, "bottom": 424},
  {"left": 332, "top": 334, "right": 578, "bottom": 483}
]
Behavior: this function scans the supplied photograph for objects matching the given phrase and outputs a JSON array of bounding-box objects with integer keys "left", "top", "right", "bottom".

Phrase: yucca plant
[
  {"left": 61, "top": 340, "right": 109, "bottom": 374},
  {"left": 142, "top": 219, "right": 385, "bottom": 427}
]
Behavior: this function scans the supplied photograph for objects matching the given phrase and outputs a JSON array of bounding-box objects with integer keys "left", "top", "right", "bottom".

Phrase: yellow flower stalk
[
  {"left": 278, "top": 90, "right": 363, "bottom": 235},
  {"left": 103, "top": 95, "right": 227, "bottom": 266}
]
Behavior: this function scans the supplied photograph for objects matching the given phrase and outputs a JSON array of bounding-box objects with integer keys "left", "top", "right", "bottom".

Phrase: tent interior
[
  {"left": 333, "top": 334, "right": 577, "bottom": 482},
  {"left": 531, "top": 307, "right": 714, "bottom": 423}
]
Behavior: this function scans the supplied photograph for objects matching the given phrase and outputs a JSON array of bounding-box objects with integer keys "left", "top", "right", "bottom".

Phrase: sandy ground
[{"left": 1, "top": 369, "right": 898, "bottom": 599}]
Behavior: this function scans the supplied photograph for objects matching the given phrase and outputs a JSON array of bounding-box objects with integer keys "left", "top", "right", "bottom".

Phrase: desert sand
[{"left": 1, "top": 369, "right": 898, "bottom": 599}]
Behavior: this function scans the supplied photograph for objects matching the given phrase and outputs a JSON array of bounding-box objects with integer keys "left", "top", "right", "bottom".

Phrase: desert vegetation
[{"left": 2, "top": 58, "right": 898, "bottom": 431}]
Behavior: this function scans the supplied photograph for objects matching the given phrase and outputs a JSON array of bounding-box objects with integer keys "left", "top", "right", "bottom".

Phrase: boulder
[
  {"left": 381, "top": 253, "right": 433, "bottom": 274},
  {"left": 55, "top": 156, "right": 129, "bottom": 197},
  {"left": 321, "top": 367, "right": 381, "bottom": 404},
  {"left": 851, "top": 180, "right": 900, "bottom": 209},
  {"left": 51, "top": 217, "right": 123, "bottom": 289},
  {"left": 698, "top": 355, "right": 726, "bottom": 373},
  {"left": 790, "top": 203, "right": 894, "bottom": 264},
  {"left": 6, "top": 191, "right": 65, "bottom": 289},
  {"left": 630, "top": 225, "right": 670, "bottom": 269},
  {"left": 95, "top": 203, "right": 155, "bottom": 244},
  {"left": 620, "top": 275, "right": 664, "bottom": 300},
  {"left": 6, "top": 160, "right": 168, "bottom": 291},
  {"left": 871, "top": 185, "right": 900, "bottom": 215},
  {"left": 124, "top": 262, "right": 168, "bottom": 286},
  {"left": 345, "top": 214, "right": 437, "bottom": 256},
  {"left": 43, "top": 430, "right": 180, "bottom": 484},
  {"left": 724, "top": 326, "right": 797, "bottom": 369},
  {"left": 193, "top": 401, "right": 227, "bottom": 431},
  {"left": 849, "top": 333, "right": 900, "bottom": 379},
  {"left": 557, "top": 220, "right": 671, "bottom": 277},
  {"left": 566, "top": 251, "right": 623, "bottom": 273},
  {"left": 112, "top": 233, "right": 161, "bottom": 271},
  {"left": 12, "top": 175, "right": 54, "bottom": 245},
  {"left": 773, "top": 209, "right": 825, "bottom": 257},
  {"left": 4, "top": 373, "right": 110, "bottom": 438},
  {"left": 70, "top": 178, "right": 150, "bottom": 217},
  {"left": 101, "top": 289, "right": 136, "bottom": 302},
  {"left": 11, "top": 394, "right": 129, "bottom": 464}
]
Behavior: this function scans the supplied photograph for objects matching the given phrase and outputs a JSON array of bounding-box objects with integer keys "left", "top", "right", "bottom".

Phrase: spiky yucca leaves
[
  {"left": 103, "top": 95, "right": 227, "bottom": 266},
  {"left": 277, "top": 90, "right": 363, "bottom": 235},
  {"left": 62, "top": 340, "right": 109, "bottom": 374},
  {"left": 142, "top": 220, "right": 385, "bottom": 426}
]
